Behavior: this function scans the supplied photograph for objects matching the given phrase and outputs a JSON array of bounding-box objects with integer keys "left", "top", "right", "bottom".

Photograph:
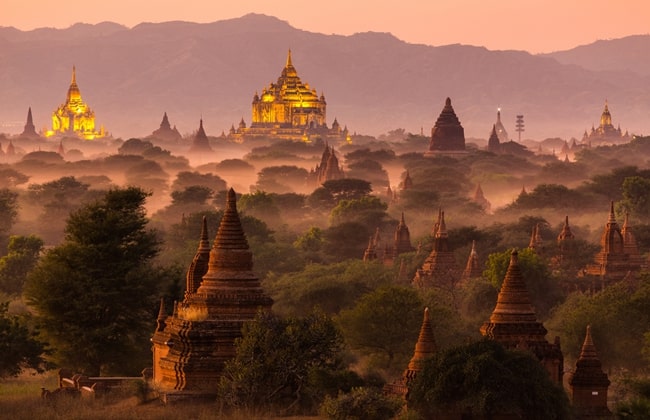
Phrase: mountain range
[{"left": 1, "top": 13, "right": 649, "bottom": 140}]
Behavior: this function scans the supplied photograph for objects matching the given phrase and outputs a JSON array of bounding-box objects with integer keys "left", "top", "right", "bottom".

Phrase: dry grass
[{"left": 0, "top": 372, "right": 321, "bottom": 420}]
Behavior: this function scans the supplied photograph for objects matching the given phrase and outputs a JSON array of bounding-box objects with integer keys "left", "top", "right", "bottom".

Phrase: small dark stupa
[{"left": 425, "top": 97, "right": 466, "bottom": 155}]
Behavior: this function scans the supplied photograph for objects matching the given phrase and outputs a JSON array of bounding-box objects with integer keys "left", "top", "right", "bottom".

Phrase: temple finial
[
  {"left": 608, "top": 201, "right": 616, "bottom": 224},
  {"left": 286, "top": 49, "right": 293, "bottom": 67},
  {"left": 71, "top": 65, "right": 76, "bottom": 84}
]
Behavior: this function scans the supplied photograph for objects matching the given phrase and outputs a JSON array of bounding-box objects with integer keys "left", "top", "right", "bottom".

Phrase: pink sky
[{"left": 2, "top": 0, "right": 649, "bottom": 53}]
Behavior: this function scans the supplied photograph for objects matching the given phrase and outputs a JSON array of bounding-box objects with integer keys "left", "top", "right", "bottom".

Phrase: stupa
[
  {"left": 151, "top": 189, "right": 273, "bottom": 401},
  {"left": 425, "top": 97, "right": 466, "bottom": 156}
]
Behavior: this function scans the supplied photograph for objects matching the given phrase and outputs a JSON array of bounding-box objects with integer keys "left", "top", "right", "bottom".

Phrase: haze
[{"left": 3, "top": 0, "right": 649, "bottom": 53}]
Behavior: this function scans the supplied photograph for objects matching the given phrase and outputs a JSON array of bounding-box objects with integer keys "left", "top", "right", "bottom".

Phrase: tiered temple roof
[
  {"left": 425, "top": 97, "right": 466, "bottom": 155},
  {"left": 569, "top": 326, "right": 612, "bottom": 418},
  {"left": 228, "top": 51, "right": 349, "bottom": 143},
  {"left": 472, "top": 183, "right": 491, "bottom": 212},
  {"left": 584, "top": 202, "right": 644, "bottom": 283},
  {"left": 311, "top": 144, "right": 344, "bottom": 185},
  {"left": 383, "top": 213, "right": 414, "bottom": 265},
  {"left": 528, "top": 223, "right": 545, "bottom": 254},
  {"left": 413, "top": 210, "right": 460, "bottom": 289},
  {"left": 581, "top": 101, "right": 630, "bottom": 146},
  {"left": 152, "top": 189, "right": 273, "bottom": 401},
  {"left": 47, "top": 66, "right": 106, "bottom": 140},
  {"left": 480, "top": 249, "right": 563, "bottom": 384},
  {"left": 150, "top": 112, "right": 182, "bottom": 143}
]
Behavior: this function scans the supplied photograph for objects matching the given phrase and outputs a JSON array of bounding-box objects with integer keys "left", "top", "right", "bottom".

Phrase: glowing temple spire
[{"left": 286, "top": 49, "right": 293, "bottom": 67}]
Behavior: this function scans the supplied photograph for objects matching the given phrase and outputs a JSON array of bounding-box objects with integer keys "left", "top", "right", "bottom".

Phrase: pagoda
[
  {"left": 494, "top": 108, "right": 509, "bottom": 143},
  {"left": 413, "top": 210, "right": 460, "bottom": 289},
  {"left": 425, "top": 97, "right": 466, "bottom": 156},
  {"left": 47, "top": 66, "right": 106, "bottom": 140},
  {"left": 150, "top": 112, "right": 182, "bottom": 143},
  {"left": 311, "top": 144, "right": 344, "bottom": 185},
  {"left": 480, "top": 249, "right": 563, "bottom": 384},
  {"left": 581, "top": 101, "right": 630, "bottom": 146},
  {"left": 19, "top": 107, "right": 41, "bottom": 139},
  {"left": 228, "top": 50, "right": 350, "bottom": 143},
  {"left": 584, "top": 203, "right": 644, "bottom": 283},
  {"left": 151, "top": 189, "right": 273, "bottom": 401},
  {"left": 188, "top": 119, "right": 213, "bottom": 154},
  {"left": 461, "top": 240, "right": 482, "bottom": 281},
  {"left": 569, "top": 326, "right": 612, "bottom": 419},
  {"left": 528, "top": 223, "right": 545, "bottom": 255},
  {"left": 362, "top": 236, "right": 378, "bottom": 262},
  {"left": 472, "top": 183, "right": 491, "bottom": 212},
  {"left": 383, "top": 307, "right": 437, "bottom": 398},
  {"left": 487, "top": 124, "right": 501, "bottom": 153},
  {"left": 383, "top": 213, "right": 415, "bottom": 266}
]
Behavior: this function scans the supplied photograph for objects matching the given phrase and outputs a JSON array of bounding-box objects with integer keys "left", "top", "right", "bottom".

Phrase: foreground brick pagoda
[
  {"left": 480, "top": 249, "right": 563, "bottom": 384},
  {"left": 151, "top": 188, "right": 273, "bottom": 401}
]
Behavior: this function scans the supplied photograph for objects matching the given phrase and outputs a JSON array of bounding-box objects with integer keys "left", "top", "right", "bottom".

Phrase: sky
[{"left": 2, "top": 0, "right": 649, "bottom": 53}]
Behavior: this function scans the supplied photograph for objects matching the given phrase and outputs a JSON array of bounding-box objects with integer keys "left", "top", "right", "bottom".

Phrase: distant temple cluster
[
  {"left": 226, "top": 50, "right": 350, "bottom": 143},
  {"left": 581, "top": 101, "right": 630, "bottom": 146}
]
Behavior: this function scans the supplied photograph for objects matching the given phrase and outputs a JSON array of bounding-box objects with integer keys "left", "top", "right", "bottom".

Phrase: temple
[
  {"left": 188, "top": 119, "right": 213, "bottom": 154},
  {"left": 461, "top": 240, "right": 482, "bottom": 281},
  {"left": 472, "top": 183, "right": 491, "bottom": 212},
  {"left": 581, "top": 101, "right": 630, "bottom": 146},
  {"left": 310, "top": 144, "right": 344, "bottom": 185},
  {"left": 425, "top": 97, "right": 466, "bottom": 156},
  {"left": 583, "top": 203, "right": 645, "bottom": 284},
  {"left": 383, "top": 308, "right": 437, "bottom": 398},
  {"left": 487, "top": 124, "right": 500, "bottom": 153},
  {"left": 151, "top": 189, "right": 273, "bottom": 401},
  {"left": 569, "top": 326, "right": 612, "bottom": 419},
  {"left": 149, "top": 112, "right": 182, "bottom": 143},
  {"left": 528, "top": 223, "right": 545, "bottom": 255},
  {"left": 494, "top": 108, "right": 509, "bottom": 143},
  {"left": 413, "top": 210, "right": 460, "bottom": 289},
  {"left": 383, "top": 213, "right": 415, "bottom": 266},
  {"left": 228, "top": 50, "right": 350, "bottom": 143},
  {"left": 480, "top": 250, "right": 564, "bottom": 384},
  {"left": 19, "top": 107, "right": 41, "bottom": 139},
  {"left": 46, "top": 66, "right": 106, "bottom": 140}
]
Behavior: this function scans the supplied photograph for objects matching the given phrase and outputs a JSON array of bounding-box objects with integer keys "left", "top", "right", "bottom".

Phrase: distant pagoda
[
  {"left": 188, "top": 119, "right": 213, "bottom": 154},
  {"left": 383, "top": 213, "right": 415, "bottom": 265},
  {"left": 151, "top": 189, "right": 273, "bottom": 401},
  {"left": 310, "top": 144, "right": 344, "bottom": 185},
  {"left": 494, "top": 108, "right": 509, "bottom": 143},
  {"left": 19, "top": 107, "right": 41, "bottom": 139},
  {"left": 425, "top": 97, "right": 466, "bottom": 156},
  {"left": 413, "top": 210, "right": 460, "bottom": 289},
  {"left": 480, "top": 249, "right": 563, "bottom": 384},
  {"left": 461, "top": 240, "right": 482, "bottom": 281},
  {"left": 46, "top": 66, "right": 106, "bottom": 140},
  {"left": 150, "top": 112, "right": 182, "bottom": 143},
  {"left": 228, "top": 50, "right": 350, "bottom": 143}
]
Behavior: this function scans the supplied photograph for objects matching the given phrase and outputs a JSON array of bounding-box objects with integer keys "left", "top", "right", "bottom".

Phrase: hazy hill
[
  {"left": 545, "top": 35, "right": 650, "bottom": 77},
  {"left": 1, "top": 14, "right": 648, "bottom": 139}
]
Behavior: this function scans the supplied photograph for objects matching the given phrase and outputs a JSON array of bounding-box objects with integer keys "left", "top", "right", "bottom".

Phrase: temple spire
[
  {"left": 71, "top": 65, "right": 77, "bottom": 85},
  {"left": 437, "top": 211, "right": 448, "bottom": 238},
  {"left": 487, "top": 249, "right": 538, "bottom": 323},
  {"left": 286, "top": 49, "right": 293, "bottom": 67},
  {"left": 404, "top": 307, "right": 437, "bottom": 382},
  {"left": 607, "top": 201, "right": 616, "bottom": 224}
]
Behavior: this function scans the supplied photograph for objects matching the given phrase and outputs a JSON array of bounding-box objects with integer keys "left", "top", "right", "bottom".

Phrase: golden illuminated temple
[
  {"left": 46, "top": 66, "right": 106, "bottom": 140},
  {"left": 228, "top": 50, "right": 350, "bottom": 143}
]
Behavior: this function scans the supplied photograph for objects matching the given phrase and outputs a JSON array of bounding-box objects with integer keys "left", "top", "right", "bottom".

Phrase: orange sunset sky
[{"left": 2, "top": 0, "right": 649, "bottom": 53}]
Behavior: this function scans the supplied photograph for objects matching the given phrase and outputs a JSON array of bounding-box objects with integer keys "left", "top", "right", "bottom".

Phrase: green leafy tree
[
  {"left": 329, "top": 196, "right": 388, "bottom": 226},
  {"left": 170, "top": 185, "right": 214, "bottom": 205},
  {"left": 321, "top": 179, "right": 372, "bottom": 201},
  {"left": 0, "top": 188, "right": 18, "bottom": 237},
  {"left": 238, "top": 191, "right": 282, "bottom": 226},
  {"left": 338, "top": 286, "right": 424, "bottom": 369},
  {"left": 218, "top": 310, "right": 346, "bottom": 415},
  {"left": 621, "top": 176, "right": 650, "bottom": 222},
  {"left": 255, "top": 165, "right": 309, "bottom": 193},
  {"left": 319, "top": 387, "right": 402, "bottom": 420},
  {"left": 0, "top": 301, "right": 49, "bottom": 378},
  {"left": 170, "top": 171, "right": 226, "bottom": 193},
  {"left": 0, "top": 235, "right": 44, "bottom": 295},
  {"left": 24, "top": 187, "right": 164, "bottom": 375},
  {"left": 294, "top": 227, "right": 323, "bottom": 253},
  {"left": 322, "top": 222, "right": 371, "bottom": 262},
  {"left": 408, "top": 339, "right": 570, "bottom": 419}
]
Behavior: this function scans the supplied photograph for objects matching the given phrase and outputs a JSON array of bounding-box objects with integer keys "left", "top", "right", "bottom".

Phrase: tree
[
  {"left": 329, "top": 196, "right": 388, "bottom": 226},
  {"left": 621, "top": 176, "right": 650, "bottom": 222},
  {"left": 0, "top": 188, "right": 18, "bottom": 237},
  {"left": 0, "top": 301, "right": 49, "bottom": 378},
  {"left": 218, "top": 310, "right": 346, "bottom": 415},
  {"left": 319, "top": 387, "right": 402, "bottom": 420},
  {"left": 321, "top": 179, "right": 372, "bottom": 201},
  {"left": 338, "top": 286, "right": 424, "bottom": 369},
  {"left": 255, "top": 165, "right": 309, "bottom": 193},
  {"left": 0, "top": 235, "right": 44, "bottom": 295},
  {"left": 170, "top": 171, "right": 226, "bottom": 193},
  {"left": 24, "top": 187, "right": 164, "bottom": 375},
  {"left": 170, "top": 185, "right": 214, "bottom": 205},
  {"left": 0, "top": 168, "right": 29, "bottom": 188},
  {"left": 408, "top": 339, "right": 570, "bottom": 419}
]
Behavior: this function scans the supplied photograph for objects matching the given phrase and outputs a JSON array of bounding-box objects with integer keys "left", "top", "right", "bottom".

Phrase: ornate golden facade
[
  {"left": 581, "top": 101, "right": 630, "bottom": 146},
  {"left": 47, "top": 66, "right": 106, "bottom": 140},
  {"left": 229, "top": 51, "right": 350, "bottom": 143}
]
